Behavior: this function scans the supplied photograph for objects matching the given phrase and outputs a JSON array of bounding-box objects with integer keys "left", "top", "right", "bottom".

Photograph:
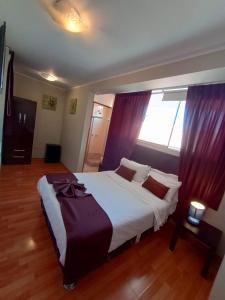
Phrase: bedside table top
[{"left": 182, "top": 220, "right": 222, "bottom": 248}]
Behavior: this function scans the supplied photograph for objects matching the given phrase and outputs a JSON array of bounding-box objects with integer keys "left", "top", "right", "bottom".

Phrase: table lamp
[{"left": 187, "top": 201, "right": 206, "bottom": 226}]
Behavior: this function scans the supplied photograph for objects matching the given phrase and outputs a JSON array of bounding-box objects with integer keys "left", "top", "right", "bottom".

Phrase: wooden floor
[{"left": 0, "top": 159, "right": 219, "bottom": 300}]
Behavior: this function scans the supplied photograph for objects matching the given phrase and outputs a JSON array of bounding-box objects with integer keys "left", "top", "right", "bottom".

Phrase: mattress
[{"left": 37, "top": 171, "right": 175, "bottom": 265}]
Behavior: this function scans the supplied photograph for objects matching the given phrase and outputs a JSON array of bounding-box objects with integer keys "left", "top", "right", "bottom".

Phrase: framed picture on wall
[
  {"left": 42, "top": 94, "right": 57, "bottom": 111},
  {"left": 70, "top": 98, "right": 77, "bottom": 114}
]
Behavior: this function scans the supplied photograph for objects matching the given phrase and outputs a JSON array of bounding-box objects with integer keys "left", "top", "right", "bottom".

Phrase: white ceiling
[{"left": 1, "top": 0, "right": 225, "bottom": 88}]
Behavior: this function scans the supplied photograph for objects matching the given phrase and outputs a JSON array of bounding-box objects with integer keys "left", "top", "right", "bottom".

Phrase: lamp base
[{"left": 187, "top": 216, "right": 200, "bottom": 226}]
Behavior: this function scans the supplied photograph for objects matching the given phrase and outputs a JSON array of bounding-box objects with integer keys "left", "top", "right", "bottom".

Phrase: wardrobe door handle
[
  {"left": 13, "top": 149, "right": 25, "bottom": 152},
  {"left": 19, "top": 113, "right": 22, "bottom": 123},
  {"left": 23, "top": 113, "right": 27, "bottom": 124}
]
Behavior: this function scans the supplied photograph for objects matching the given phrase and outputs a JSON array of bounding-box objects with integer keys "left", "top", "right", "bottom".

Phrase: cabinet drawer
[{"left": 3, "top": 148, "right": 32, "bottom": 164}]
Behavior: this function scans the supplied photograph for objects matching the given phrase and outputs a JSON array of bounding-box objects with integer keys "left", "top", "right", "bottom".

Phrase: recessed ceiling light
[
  {"left": 40, "top": 72, "right": 57, "bottom": 82},
  {"left": 42, "top": 0, "right": 85, "bottom": 33}
]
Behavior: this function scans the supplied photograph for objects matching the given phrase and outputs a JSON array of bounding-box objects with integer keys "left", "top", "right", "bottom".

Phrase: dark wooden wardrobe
[{"left": 2, "top": 97, "right": 37, "bottom": 164}]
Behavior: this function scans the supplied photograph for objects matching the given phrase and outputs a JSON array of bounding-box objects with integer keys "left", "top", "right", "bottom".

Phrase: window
[{"left": 138, "top": 92, "right": 186, "bottom": 151}]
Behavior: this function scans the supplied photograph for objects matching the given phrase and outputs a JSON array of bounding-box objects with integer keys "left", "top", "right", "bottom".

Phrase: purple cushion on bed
[
  {"left": 142, "top": 176, "right": 169, "bottom": 199},
  {"left": 116, "top": 165, "right": 136, "bottom": 181}
]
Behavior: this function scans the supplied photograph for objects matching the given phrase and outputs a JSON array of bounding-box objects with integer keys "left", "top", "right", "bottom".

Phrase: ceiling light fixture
[
  {"left": 42, "top": 0, "right": 84, "bottom": 33},
  {"left": 64, "top": 7, "right": 82, "bottom": 33},
  {"left": 40, "top": 72, "right": 57, "bottom": 82}
]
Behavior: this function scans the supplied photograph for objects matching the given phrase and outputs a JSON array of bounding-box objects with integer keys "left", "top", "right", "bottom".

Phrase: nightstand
[{"left": 169, "top": 220, "right": 222, "bottom": 278}]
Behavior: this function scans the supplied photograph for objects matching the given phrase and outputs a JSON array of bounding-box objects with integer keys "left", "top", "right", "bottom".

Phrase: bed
[{"left": 37, "top": 167, "right": 179, "bottom": 288}]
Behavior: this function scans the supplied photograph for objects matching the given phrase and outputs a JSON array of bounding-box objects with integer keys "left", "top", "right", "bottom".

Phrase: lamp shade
[{"left": 187, "top": 201, "right": 206, "bottom": 226}]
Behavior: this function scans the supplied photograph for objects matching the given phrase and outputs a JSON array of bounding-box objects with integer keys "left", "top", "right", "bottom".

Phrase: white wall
[
  {"left": 209, "top": 255, "right": 225, "bottom": 300},
  {"left": 204, "top": 195, "right": 225, "bottom": 257},
  {"left": 14, "top": 72, "right": 67, "bottom": 157},
  {"left": 0, "top": 48, "right": 11, "bottom": 166}
]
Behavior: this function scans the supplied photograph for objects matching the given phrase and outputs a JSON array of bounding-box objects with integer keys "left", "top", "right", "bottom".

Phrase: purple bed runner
[{"left": 46, "top": 173, "right": 113, "bottom": 285}]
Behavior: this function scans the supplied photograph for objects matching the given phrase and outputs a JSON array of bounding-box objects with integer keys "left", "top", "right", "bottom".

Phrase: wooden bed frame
[{"left": 40, "top": 197, "right": 155, "bottom": 289}]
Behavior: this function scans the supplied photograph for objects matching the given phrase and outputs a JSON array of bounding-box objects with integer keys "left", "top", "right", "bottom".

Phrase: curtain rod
[
  {"left": 152, "top": 79, "right": 225, "bottom": 94},
  {"left": 152, "top": 87, "right": 187, "bottom": 94}
]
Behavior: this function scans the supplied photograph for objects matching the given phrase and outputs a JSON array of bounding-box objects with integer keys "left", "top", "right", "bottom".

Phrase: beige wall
[
  {"left": 61, "top": 87, "right": 94, "bottom": 171},
  {"left": 0, "top": 48, "right": 10, "bottom": 166},
  {"left": 209, "top": 255, "right": 225, "bottom": 300},
  {"left": 14, "top": 72, "right": 66, "bottom": 157},
  {"left": 204, "top": 195, "right": 225, "bottom": 257}
]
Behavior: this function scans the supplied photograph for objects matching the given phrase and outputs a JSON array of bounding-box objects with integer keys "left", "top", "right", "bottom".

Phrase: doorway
[{"left": 83, "top": 94, "right": 115, "bottom": 172}]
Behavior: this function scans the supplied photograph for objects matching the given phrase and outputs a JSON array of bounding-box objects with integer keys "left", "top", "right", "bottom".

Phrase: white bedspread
[{"left": 37, "top": 171, "right": 174, "bottom": 266}]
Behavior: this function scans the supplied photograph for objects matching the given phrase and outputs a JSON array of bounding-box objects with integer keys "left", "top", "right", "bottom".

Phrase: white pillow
[
  {"left": 151, "top": 168, "right": 178, "bottom": 181},
  {"left": 149, "top": 168, "right": 182, "bottom": 203},
  {"left": 120, "top": 158, "right": 151, "bottom": 183}
]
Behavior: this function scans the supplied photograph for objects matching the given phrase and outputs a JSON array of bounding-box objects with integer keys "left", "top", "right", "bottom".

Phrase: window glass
[
  {"left": 138, "top": 92, "right": 185, "bottom": 151},
  {"left": 168, "top": 101, "right": 186, "bottom": 150}
]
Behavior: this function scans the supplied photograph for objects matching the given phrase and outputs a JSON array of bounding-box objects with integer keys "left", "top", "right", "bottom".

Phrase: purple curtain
[
  {"left": 101, "top": 91, "right": 151, "bottom": 170},
  {"left": 177, "top": 84, "right": 225, "bottom": 218}
]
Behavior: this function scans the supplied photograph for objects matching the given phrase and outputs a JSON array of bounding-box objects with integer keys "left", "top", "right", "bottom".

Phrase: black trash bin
[{"left": 45, "top": 144, "right": 61, "bottom": 163}]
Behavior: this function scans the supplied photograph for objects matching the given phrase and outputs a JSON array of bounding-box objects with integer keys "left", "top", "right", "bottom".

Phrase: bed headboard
[{"left": 130, "top": 144, "right": 180, "bottom": 175}]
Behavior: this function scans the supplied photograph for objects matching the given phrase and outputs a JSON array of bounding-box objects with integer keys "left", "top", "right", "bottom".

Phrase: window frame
[{"left": 137, "top": 139, "right": 180, "bottom": 157}]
